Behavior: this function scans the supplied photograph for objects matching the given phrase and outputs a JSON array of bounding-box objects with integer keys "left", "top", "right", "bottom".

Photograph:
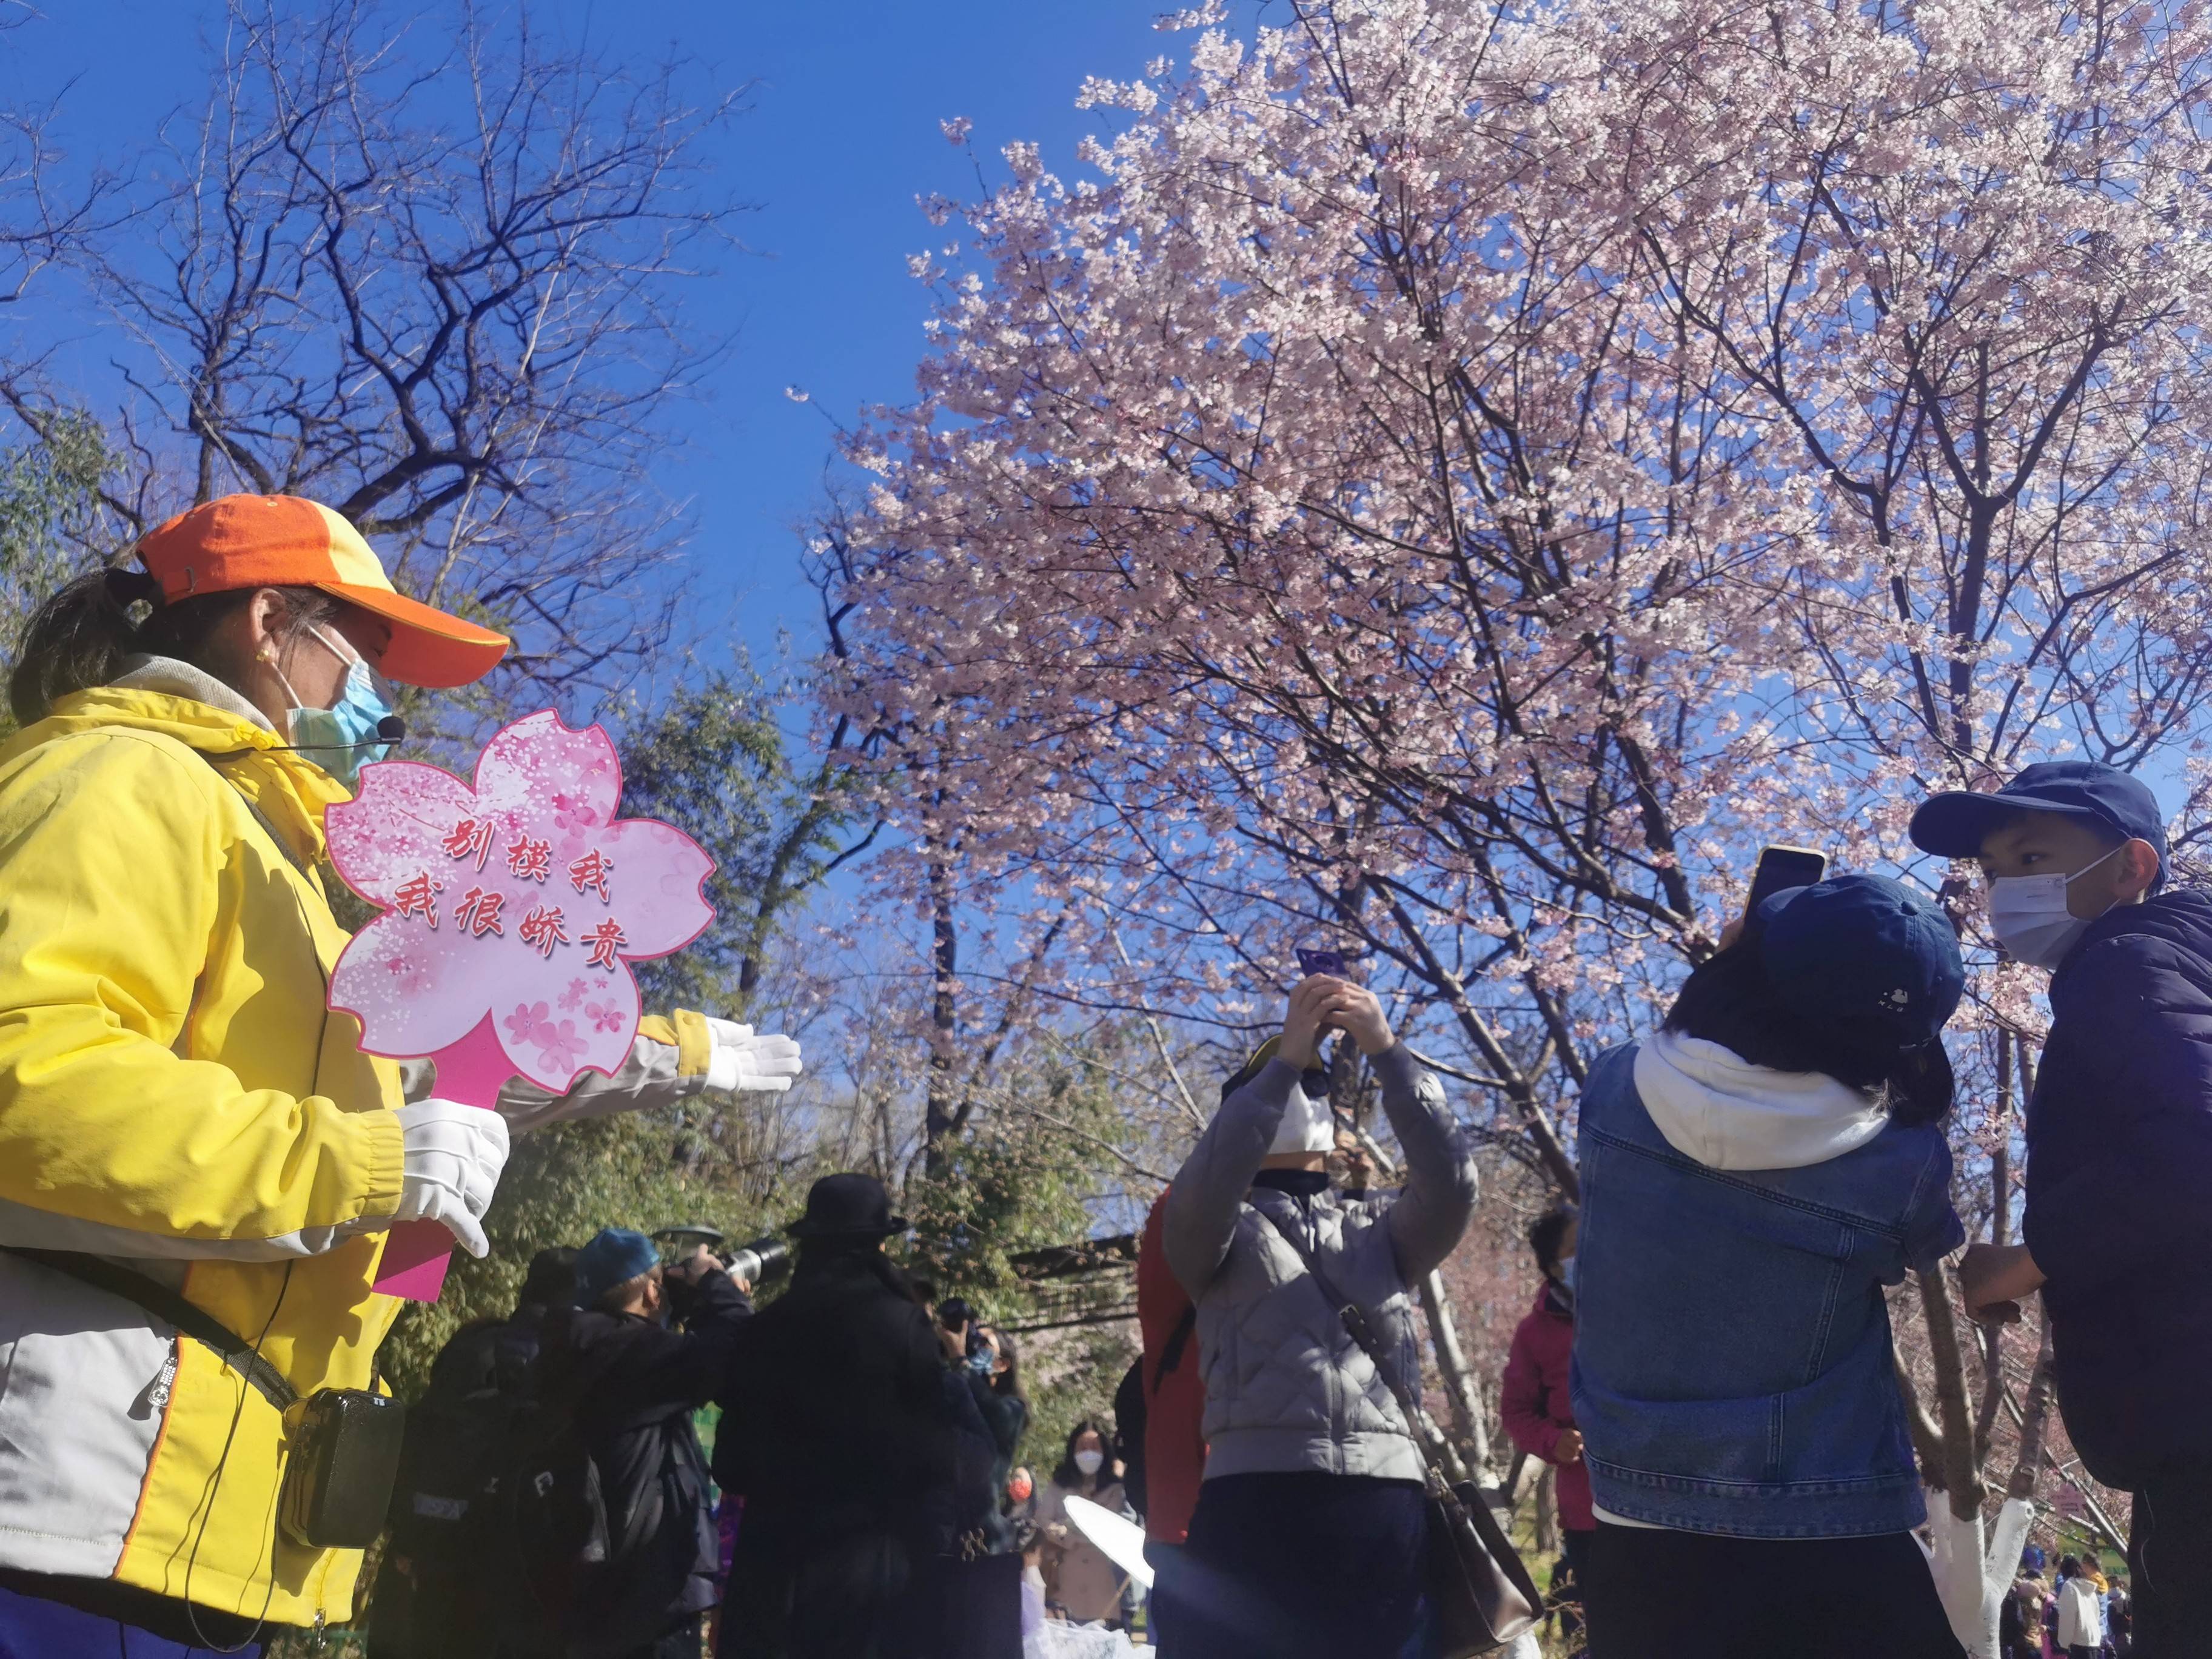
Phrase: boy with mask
[{"left": 1910, "top": 762, "right": 2209, "bottom": 1653}]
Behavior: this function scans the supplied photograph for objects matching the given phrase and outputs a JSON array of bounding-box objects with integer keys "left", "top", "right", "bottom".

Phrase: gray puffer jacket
[{"left": 1164, "top": 1043, "right": 1476, "bottom": 1484}]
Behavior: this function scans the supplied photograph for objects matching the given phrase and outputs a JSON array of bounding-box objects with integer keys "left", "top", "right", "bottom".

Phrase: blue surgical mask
[
  {"left": 1557, "top": 1256, "right": 1578, "bottom": 1298},
  {"left": 273, "top": 626, "right": 398, "bottom": 789}
]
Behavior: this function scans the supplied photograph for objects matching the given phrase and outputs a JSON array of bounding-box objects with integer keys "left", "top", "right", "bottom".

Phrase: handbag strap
[
  {"left": 1248, "top": 1201, "right": 1444, "bottom": 1483},
  {"left": 4, "top": 1246, "right": 297, "bottom": 1411}
]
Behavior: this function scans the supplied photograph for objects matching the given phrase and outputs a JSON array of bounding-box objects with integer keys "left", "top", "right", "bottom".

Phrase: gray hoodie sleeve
[
  {"left": 1164, "top": 1057, "right": 1303, "bottom": 1298},
  {"left": 1373, "top": 1042, "right": 1479, "bottom": 1282}
]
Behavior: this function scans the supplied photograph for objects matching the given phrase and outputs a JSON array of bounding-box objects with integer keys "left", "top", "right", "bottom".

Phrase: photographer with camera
[
  {"left": 1162, "top": 973, "right": 1476, "bottom": 1659},
  {"left": 528, "top": 1227, "right": 752, "bottom": 1659},
  {"left": 936, "top": 1302, "right": 1030, "bottom": 1555}
]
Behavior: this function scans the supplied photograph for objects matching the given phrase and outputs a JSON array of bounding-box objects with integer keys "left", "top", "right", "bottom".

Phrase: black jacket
[
  {"left": 537, "top": 1267, "right": 752, "bottom": 1636},
  {"left": 963, "top": 1375, "right": 1028, "bottom": 1551},
  {"left": 2026, "top": 889, "right": 2212, "bottom": 1486},
  {"left": 714, "top": 1250, "right": 981, "bottom": 1553}
]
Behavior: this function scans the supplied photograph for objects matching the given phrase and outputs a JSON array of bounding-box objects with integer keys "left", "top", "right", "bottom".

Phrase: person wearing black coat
[
  {"left": 714, "top": 1174, "right": 996, "bottom": 1659},
  {"left": 962, "top": 1326, "right": 1030, "bottom": 1552},
  {"left": 539, "top": 1228, "right": 753, "bottom": 1659},
  {"left": 1917, "top": 763, "right": 2212, "bottom": 1655},
  {"left": 371, "top": 1247, "right": 578, "bottom": 1659}
]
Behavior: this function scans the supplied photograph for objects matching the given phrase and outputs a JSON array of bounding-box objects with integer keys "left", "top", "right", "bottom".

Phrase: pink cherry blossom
[
  {"left": 821, "top": 0, "right": 2212, "bottom": 1193},
  {"left": 327, "top": 709, "right": 716, "bottom": 1091},
  {"left": 534, "top": 1018, "right": 589, "bottom": 1074}
]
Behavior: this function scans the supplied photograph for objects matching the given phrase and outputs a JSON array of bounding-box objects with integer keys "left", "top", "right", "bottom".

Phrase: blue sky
[{"left": 1, "top": 0, "right": 1200, "bottom": 669}]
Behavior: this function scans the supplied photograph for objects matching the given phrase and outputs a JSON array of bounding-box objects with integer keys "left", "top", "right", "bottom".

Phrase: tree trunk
[
  {"left": 1534, "top": 1464, "right": 1560, "bottom": 1555},
  {"left": 1917, "top": 1264, "right": 1989, "bottom": 1518},
  {"left": 923, "top": 839, "right": 958, "bottom": 1176},
  {"left": 2005, "top": 1312, "right": 2057, "bottom": 1501},
  {"left": 1420, "top": 1269, "right": 1493, "bottom": 1474}
]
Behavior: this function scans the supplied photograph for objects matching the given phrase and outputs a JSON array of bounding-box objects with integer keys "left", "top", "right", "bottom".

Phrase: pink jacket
[{"left": 1499, "top": 1285, "right": 1594, "bottom": 1532}]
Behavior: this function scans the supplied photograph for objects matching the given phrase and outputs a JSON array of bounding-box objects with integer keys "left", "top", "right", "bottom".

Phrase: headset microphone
[{"left": 275, "top": 716, "right": 406, "bottom": 752}]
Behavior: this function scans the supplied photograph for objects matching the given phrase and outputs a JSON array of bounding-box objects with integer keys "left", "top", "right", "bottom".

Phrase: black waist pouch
[
  {"left": 281, "top": 1389, "right": 408, "bottom": 1547},
  {"left": 8, "top": 1247, "right": 407, "bottom": 1549}
]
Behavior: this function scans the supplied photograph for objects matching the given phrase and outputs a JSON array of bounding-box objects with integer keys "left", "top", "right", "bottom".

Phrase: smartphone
[
  {"left": 1746, "top": 845, "right": 1828, "bottom": 913},
  {"left": 1296, "top": 947, "right": 1347, "bottom": 977}
]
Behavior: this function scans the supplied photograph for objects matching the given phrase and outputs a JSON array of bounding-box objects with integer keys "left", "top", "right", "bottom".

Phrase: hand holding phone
[{"left": 1746, "top": 845, "right": 1827, "bottom": 914}]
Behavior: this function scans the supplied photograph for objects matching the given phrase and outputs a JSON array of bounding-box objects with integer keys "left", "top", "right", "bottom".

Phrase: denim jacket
[{"left": 1570, "top": 1037, "right": 1963, "bottom": 1538}]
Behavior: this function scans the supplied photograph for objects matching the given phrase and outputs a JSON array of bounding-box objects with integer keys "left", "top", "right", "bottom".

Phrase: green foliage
[
  {"left": 0, "top": 413, "right": 112, "bottom": 739},
  {"left": 902, "top": 1037, "right": 1144, "bottom": 1481},
  {"left": 616, "top": 668, "right": 860, "bottom": 1014},
  {"left": 377, "top": 1107, "right": 783, "bottom": 1401},
  {"left": 904, "top": 1047, "right": 1122, "bottom": 1312}
]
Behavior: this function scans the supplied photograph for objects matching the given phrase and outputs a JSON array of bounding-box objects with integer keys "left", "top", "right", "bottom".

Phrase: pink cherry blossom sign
[{"left": 326, "top": 709, "right": 714, "bottom": 1300}]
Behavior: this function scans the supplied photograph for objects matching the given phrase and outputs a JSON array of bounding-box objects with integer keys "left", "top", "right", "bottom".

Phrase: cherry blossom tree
[{"left": 829, "top": 1, "right": 2212, "bottom": 1649}]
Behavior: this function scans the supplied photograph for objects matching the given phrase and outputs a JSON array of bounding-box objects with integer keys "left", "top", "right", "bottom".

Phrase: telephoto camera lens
[{"left": 725, "top": 1236, "right": 792, "bottom": 1286}]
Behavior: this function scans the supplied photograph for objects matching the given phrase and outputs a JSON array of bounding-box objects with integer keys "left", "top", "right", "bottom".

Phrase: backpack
[
  {"left": 1112, "top": 1305, "right": 1196, "bottom": 1521},
  {"left": 495, "top": 1398, "right": 614, "bottom": 1629},
  {"left": 375, "top": 1318, "right": 543, "bottom": 1657},
  {"left": 389, "top": 1320, "right": 536, "bottom": 1544}
]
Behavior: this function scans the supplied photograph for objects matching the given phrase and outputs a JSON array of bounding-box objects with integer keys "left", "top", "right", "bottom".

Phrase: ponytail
[
  {"left": 1882, "top": 1041, "right": 1956, "bottom": 1130},
  {"left": 8, "top": 567, "right": 162, "bottom": 727},
  {"left": 8, "top": 565, "right": 336, "bottom": 726}
]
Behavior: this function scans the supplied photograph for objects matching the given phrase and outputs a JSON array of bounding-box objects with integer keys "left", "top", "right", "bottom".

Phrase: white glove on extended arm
[
  {"left": 702, "top": 1017, "right": 804, "bottom": 1094},
  {"left": 390, "top": 1099, "right": 509, "bottom": 1258}
]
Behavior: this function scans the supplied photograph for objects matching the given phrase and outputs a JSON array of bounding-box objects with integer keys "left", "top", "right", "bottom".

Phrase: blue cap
[
  {"left": 1910, "top": 761, "right": 2166, "bottom": 878},
  {"left": 574, "top": 1227, "right": 660, "bottom": 1305},
  {"left": 1757, "top": 874, "right": 1964, "bottom": 1048}
]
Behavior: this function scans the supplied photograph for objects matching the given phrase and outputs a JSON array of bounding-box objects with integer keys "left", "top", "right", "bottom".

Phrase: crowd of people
[{"left": 0, "top": 486, "right": 2200, "bottom": 1659}]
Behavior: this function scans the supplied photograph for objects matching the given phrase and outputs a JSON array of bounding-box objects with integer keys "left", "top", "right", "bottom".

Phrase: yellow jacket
[{"left": 0, "top": 672, "right": 719, "bottom": 1629}]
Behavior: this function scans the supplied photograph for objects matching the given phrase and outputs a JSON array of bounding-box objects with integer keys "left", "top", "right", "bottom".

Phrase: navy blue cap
[
  {"left": 574, "top": 1227, "right": 660, "bottom": 1305},
  {"left": 1910, "top": 762, "right": 2166, "bottom": 876},
  {"left": 1757, "top": 873, "right": 1964, "bottom": 1047}
]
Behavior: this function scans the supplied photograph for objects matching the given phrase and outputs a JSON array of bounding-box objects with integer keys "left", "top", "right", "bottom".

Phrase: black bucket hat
[{"left": 787, "top": 1172, "right": 908, "bottom": 1240}]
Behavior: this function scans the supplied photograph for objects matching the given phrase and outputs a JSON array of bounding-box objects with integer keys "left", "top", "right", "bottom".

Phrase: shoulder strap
[
  {"left": 5, "top": 1246, "right": 297, "bottom": 1411},
  {"left": 1249, "top": 1205, "right": 1428, "bottom": 1453}
]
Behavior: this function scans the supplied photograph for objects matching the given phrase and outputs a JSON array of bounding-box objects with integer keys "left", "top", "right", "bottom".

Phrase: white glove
[
  {"left": 390, "top": 1099, "right": 509, "bottom": 1258},
  {"left": 702, "top": 1017, "right": 804, "bottom": 1094}
]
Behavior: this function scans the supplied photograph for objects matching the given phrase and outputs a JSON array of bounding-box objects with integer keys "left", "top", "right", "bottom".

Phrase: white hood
[
  {"left": 1632, "top": 1030, "right": 1888, "bottom": 1171},
  {"left": 111, "top": 654, "right": 276, "bottom": 732}
]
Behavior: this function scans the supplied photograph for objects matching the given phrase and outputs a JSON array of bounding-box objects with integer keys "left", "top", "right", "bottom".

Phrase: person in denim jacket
[{"left": 1572, "top": 874, "right": 1968, "bottom": 1659}]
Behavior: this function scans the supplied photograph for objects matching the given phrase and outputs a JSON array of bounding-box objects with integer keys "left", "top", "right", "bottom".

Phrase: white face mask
[
  {"left": 1073, "top": 1448, "right": 1105, "bottom": 1476},
  {"left": 1267, "top": 1075, "right": 1336, "bottom": 1156},
  {"left": 1988, "top": 844, "right": 2124, "bottom": 970}
]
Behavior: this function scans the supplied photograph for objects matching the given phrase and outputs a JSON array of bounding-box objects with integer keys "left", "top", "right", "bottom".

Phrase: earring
[{"left": 256, "top": 648, "right": 276, "bottom": 664}]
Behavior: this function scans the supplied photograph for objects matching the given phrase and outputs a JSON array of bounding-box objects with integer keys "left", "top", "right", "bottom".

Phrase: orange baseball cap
[{"left": 135, "top": 494, "right": 510, "bottom": 689}]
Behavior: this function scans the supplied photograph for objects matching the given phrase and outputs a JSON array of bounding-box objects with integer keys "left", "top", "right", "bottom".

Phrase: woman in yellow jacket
[{"left": 0, "top": 496, "right": 802, "bottom": 1655}]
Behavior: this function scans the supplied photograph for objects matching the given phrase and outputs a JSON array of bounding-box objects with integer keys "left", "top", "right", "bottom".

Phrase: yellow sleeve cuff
[
  {"left": 355, "top": 1106, "right": 407, "bottom": 1221},
  {"left": 661, "top": 1009, "right": 713, "bottom": 1080}
]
